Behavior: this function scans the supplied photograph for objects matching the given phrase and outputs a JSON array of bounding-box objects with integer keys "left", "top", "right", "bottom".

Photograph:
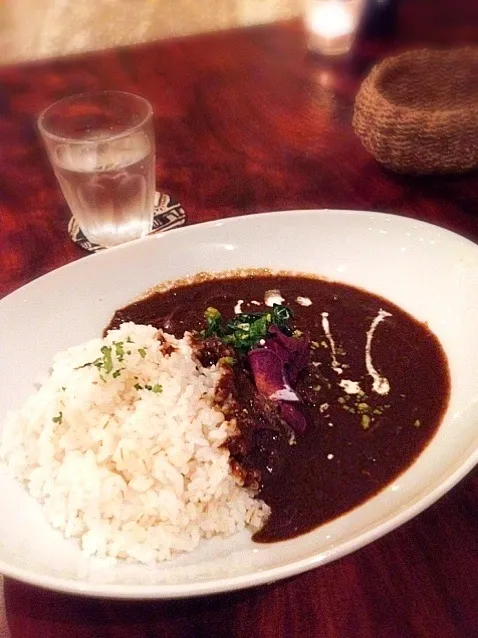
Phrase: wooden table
[{"left": 1, "top": 7, "right": 478, "bottom": 638}]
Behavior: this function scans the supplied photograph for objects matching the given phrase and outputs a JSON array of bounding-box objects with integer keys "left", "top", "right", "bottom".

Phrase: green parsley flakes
[
  {"left": 113, "top": 341, "right": 125, "bottom": 362},
  {"left": 361, "top": 414, "right": 371, "bottom": 430},
  {"left": 100, "top": 346, "right": 113, "bottom": 374},
  {"left": 134, "top": 382, "right": 163, "bottom": 393}
]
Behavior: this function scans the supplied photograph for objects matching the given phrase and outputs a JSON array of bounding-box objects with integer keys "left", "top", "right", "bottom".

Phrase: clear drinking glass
[
  {"left": 38, "top": 91, "right": 156, "bottom": 248},
  {"left": 305, "top": 0, "right": 365, "bottom": 56}
]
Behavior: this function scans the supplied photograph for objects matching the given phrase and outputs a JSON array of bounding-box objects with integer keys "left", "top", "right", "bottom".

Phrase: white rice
[{"left": 0, "top": 323, "right": 268, "bottom": 563}]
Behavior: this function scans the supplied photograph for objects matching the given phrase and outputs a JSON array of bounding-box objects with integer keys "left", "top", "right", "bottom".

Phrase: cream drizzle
[
  {"left": 365, "top": 309, "right": 392, "bottom": 395},
  {"left": 234, "top": 299, "right": 244, "bottom": 314},
  {"left": 270, "top": 387, "right": 300, "bottom": 402},
  {"left": 297, "top": 296, "right": 312, "bottom": 306},
  {"left": 339, "top": 379, "right": 362, "bottom": 395},
  {"left": 265, "top": 290, "right": 285, "bottom": 307},
  {"left": 321, "top": 312, "right": 343, "bottom": 374}
]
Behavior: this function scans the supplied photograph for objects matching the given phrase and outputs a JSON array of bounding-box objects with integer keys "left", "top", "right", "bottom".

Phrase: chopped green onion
[
  {"left": 202, "top": 304, "right": 294, "bottom": 353},
  {"left": 204, "top": 307, "right": 223, "bottom": 337}
]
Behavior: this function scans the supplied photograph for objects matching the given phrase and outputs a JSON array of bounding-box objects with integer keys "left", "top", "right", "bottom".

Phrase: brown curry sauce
[{"left": 107, "top": 274, "right": 450, "bottom": 543}]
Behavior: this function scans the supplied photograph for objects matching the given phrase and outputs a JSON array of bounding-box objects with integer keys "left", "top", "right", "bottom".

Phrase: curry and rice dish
[{"left": 0, "top": 272, "right": 450, "bottom": 562}]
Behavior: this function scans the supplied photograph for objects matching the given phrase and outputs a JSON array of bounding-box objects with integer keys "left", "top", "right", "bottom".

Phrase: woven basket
[{"left": 353, "top": 48, "right": 478, "bottom": 174}]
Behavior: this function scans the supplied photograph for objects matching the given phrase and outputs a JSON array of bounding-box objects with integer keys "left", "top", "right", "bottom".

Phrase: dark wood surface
[{"left": 1, "top": 3, "right": 478, "bottom": 637}]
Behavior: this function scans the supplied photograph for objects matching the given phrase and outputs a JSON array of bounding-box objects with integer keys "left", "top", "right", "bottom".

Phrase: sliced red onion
[
  {"left": 280, "top": 403, "right": 307, "bottom": 434},
  {"left": 248, "top": 326, "right": 309, "bottom": 433},
  {"left": 248, "top": 348, "right": 298, "bottom": 401},
  {"left": 267, "top": 325, "right": 309, "bottom": 384}
]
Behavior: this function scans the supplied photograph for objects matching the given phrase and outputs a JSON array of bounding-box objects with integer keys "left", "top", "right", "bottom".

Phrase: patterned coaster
[{"left": 68, "top": 192, "right": 187, "bottom": 253}]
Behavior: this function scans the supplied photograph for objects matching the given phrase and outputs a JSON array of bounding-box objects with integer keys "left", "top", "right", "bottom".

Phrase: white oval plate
[{"left": 0, "top": 210, "right": 477, "bottom": 599}]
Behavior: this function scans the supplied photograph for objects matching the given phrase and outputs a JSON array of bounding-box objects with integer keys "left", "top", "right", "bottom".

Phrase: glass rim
[{"left": 37, "top": 90, "right": 153, "bottom": 145}]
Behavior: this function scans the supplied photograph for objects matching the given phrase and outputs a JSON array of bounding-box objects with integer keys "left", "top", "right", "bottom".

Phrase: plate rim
[{"left": 2, "top": 208, "right": 478, "bottom": 306}]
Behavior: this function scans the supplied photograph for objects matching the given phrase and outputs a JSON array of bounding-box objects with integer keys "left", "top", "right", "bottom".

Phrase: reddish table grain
[{"left": 1, "top": 9, "right": 478, "bottom": 638}]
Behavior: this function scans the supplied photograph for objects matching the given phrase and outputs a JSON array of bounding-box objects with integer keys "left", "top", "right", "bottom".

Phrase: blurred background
[
  {"left": 0, "top": 0, "right": 306, "bottom": 65},
  {"left": 2, "top": 1, "right": 478, "bottom": 66}
]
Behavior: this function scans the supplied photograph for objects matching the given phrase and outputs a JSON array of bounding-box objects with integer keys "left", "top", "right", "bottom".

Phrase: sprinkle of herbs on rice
[{"left": 0, "top": 323, "right": 268, "bottom": 563}]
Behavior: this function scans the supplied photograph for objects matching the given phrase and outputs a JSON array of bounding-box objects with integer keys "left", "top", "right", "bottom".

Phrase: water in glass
[{"left": 54, "top": 131, "right": 155, "bottom": 247}]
